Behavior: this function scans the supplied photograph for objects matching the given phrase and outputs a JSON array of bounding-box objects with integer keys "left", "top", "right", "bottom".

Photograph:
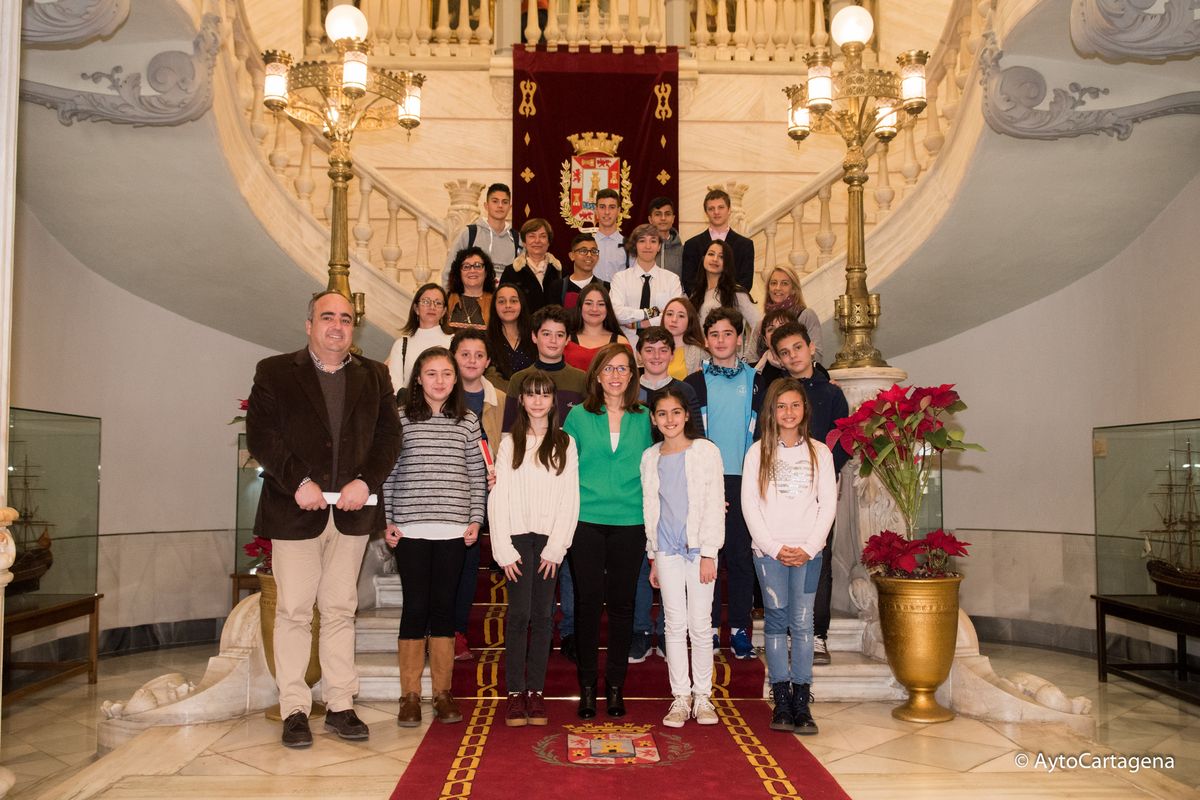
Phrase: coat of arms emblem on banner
[{"left": 559, "top": 132, "right": 634, "bottom": 230}]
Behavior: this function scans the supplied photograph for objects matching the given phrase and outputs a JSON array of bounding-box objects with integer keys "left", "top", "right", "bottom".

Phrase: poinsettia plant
[
  {"left": 827, "top": 383, "right": 982, "bottom": 540},
  {"left": 244, "top": 535, "right": 272, "bottom": 573},
  {"left": 229, "top": 398, "right": 249, "bottom": 426},
  {"left": 862, "top": 528, "right": 971, "bottom": 578}
]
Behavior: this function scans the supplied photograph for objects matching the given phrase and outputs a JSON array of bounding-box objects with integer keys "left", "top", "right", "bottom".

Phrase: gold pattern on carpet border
[
  {"left": 714, "top": 698, "right": 805, "bottom": 799},
  {"left": 437, "top": 697, "right": 498, "bottom": 799}
]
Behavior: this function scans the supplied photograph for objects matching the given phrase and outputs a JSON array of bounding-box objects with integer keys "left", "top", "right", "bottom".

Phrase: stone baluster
[
  {"left": 269, "top": 112, "right": 289, "bottom": 175},
  {"left": 605, "top": 0, "right": 623, "bottom": 47},
  {"left": 588, "top": 0, "right": 602, "bottom": 52},
  {"left": 811, "top": 0, "right": 827, "bottom": 48},
  {"left": 455, "top": 0, "right": 473, "bottom": 51},
  {"left": 900, "top": 124, "right": 921, "bottom": 194},
  {"left": 815, "top": 183, "right": 835, "bottom": 265},
  {"left": 376, "top": 0, "right": 395, "bottom": 55},
  {"left": 773, "top": 0, "right": 792, "bottom": 61},
  {"left": 295, "top": 127, "right": 317, "bottom": 215},
  {"left": 941, "top": 50, "right": 959, "bottom": 120},
  {"left": 956, "top": 13, "right": 971, "bottom": 91},
  {"left": 714, "top": 0, "right": 731, "bottom": 58},
  {"left": 924, "top": 85, "right": 945, "bottom": 156},
  {"left": 416, "top": 0, "right": 433, "bottom": 56},
  {"left": 476, "top": 0, "right": 493, "bottom": 52},
  {"left": 524, "top": 0, "right": 541, "bottom": 44},
  {"left": 874, "top": 141, "right": 894, "bottom": 215},
  {"left": 627, "top": 0, "right": 643, "bottom": 52},
  {"left": 395, "top": 0, "right": 413, "bottom": 56},
  {"left": 414, "top": 220, "right": 432, "bottom": 285},
  {"left": 249, "top": 70, "right": 269, "bottom": 144},
  {"left": 544, "top": 1, "right": 562, "bottom": 48},
  {"left": 354, "top": 177, "right": 375, "bottom": 262},
  {"left": 752, "top": 0, "right": 769, "bottom": 61},
  {"left": 694, "top": 0, "right": 713, "bottom": 57},
  {"left": 969, "top": 0, "right": 986, "bottom": 54},
  {"left": 789, "top": 199, "right": 811, "bottom": 274},
  {"left": 763, "top": 220, "right": 778, "bottom": 284},
  {"left": 794, "top": 0, "right": 810, "bottom": 49},
  {"left": 647, "top": 0, "right": 662, "bottom": 51},
  {"left": 382, "top": 198, "right": 403, "bottom": 281},
  {"left": 306, "top": 0, "right": 325, "bottom": 54},
  {"left": 435, "top": 0, "right": 453, "bottom": 54},
  {"left": 733, "top": 0, "right": 751, "bottom": 60},
  {"left": 566, "top": 0, "right": 580, "bottom": 50}
]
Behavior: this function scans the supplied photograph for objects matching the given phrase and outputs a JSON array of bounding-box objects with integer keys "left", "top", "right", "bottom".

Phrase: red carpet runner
[{"left": 395, "top": 546, "right": 851, "bottom": 799}]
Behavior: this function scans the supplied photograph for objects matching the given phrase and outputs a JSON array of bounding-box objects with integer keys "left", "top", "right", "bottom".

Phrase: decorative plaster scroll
[
  {"left": 21, "top": 0, "right": 130, "bottom": 45},
  {"left": 1071, "top": 0, "right": 1200, "bottom": 61},
  {"left": 19, "top": 13, "right": 221, "bottom": 127},
  {"left": 979, "top": 28, "right": 1200, "bottom": 140}
]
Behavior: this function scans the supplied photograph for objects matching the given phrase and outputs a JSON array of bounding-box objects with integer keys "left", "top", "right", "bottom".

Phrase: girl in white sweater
[
  {"left": 742, "top": 377, "right": 836, "bottom": 736},
  {"left": 640, "top": 387, "right": 725, "bottom": 728},
  {"left": 488, "top": 369, "right": 579, "bottom": 728}
]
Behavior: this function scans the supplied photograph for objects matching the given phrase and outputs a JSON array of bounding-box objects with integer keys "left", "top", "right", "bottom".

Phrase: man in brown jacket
[{"left": 247, "top": 291, "right": 401, "bottom": 748}]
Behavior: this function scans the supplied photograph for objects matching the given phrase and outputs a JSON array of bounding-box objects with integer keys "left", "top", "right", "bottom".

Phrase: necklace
[{"left": 309, "top": 350, "right": 351, "bottom": 374}]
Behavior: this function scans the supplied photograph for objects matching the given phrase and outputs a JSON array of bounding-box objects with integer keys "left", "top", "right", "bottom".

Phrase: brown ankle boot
[
  {"left": 397, "top": 638, "right": 426, "bottom": 727},
  {"left": 428, "top": 637, "right": 463, "bottom": 724}
]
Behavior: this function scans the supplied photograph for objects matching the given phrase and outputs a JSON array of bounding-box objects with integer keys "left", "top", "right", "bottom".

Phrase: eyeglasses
[
  {"left": 601, "top": 365, "right": 630, "bottom": 375},
  {"left": 572, "top": 248, "right": 600, "bottom": 256},
  {"left": 461, "top": 262, "right": 486, "bottom": 271},
  {"left": 418, "top": 299, "right": 445, "bottom": 308}
]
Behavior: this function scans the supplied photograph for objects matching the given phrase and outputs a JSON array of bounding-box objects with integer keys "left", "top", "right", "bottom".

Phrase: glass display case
[
  {"left": 5, "top": 408, "right": 101, "bottom": 599},
  {"left": 234, "top": 433, "right": 264, "bottom": 574},
  {"left": 1094, "top": 419, "right": 1200, "bottom": 601},
  {"left": 915, "top": 452, "right": 943, "bottom": 537}
]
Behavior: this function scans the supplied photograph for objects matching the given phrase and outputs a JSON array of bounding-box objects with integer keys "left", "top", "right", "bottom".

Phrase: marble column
[
  {"left": 494, "top": 0, "right": 523, "bottom": 53},
  {"left": 664, "top": 0, "right": 689, "bottom": 47},
  {"left": 1, "top": 0, "right": 21, "bottom": 793}
]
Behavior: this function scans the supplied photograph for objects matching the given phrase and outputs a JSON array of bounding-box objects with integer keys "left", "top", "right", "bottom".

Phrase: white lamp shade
[
  {"left": 342, "top": 49, "right": 368, "bottom": 93},
  {"left": 831, "top": 5, "right": 874, "bottom": 47},
  {"left": 399, "top": 84, "right": 422, "bottom": 126},
  {"left": 325, "top": 4, "right": 369, "bottom": 42}
]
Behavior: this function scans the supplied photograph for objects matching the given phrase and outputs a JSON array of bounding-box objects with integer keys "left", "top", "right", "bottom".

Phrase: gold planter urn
[
  {"left": 874, "top": 574, "right": 962, "bottom": 723},
  {"left": 257, "top": 571, "right": 325, "bottom": 720}
]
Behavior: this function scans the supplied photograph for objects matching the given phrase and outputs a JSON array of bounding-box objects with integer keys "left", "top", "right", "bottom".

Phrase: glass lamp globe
[
  {"left": 831, "top": 5, "right": 874, "bottom": 47},
  {"left": 325, "top": 4, "right": 369, "bottom": 42}
]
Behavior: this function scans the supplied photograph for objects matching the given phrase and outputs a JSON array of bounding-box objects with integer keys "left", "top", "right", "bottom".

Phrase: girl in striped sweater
[
  {"left": 489, "top": 369, "right": 579, "bottom": 727},
  {"left": 384, "top": 346, "right": 486, "bottom": 728}
]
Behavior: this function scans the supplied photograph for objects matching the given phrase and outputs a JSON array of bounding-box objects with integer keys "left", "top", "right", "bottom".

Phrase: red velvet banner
[{"left": 512, "top": 47, "right": 680, "bottom": 263}]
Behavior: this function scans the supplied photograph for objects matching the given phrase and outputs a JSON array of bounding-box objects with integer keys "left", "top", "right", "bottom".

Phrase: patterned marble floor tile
[{"left": 863, "top": 732, "right": 1010, "bottom": 772}]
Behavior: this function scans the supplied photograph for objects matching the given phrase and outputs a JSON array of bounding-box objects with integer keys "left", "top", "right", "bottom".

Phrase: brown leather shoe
[
  {"left": 324, "top": 708, "right": 369, "bottom": 740},
  {"left": 432, "top": 690, "right": 463, "bottom": 724},
  {"left": 281, "top": 710, "right": 312, "bottom": 748},
  {"left": 505, "top": 692, "right": 528, "bottom": 727},
  {"left": 527, "top": 691, "right": 548, "bottom": 726},
  {"left": 397, "top": 692, "right": 422, "bottom": 728}
]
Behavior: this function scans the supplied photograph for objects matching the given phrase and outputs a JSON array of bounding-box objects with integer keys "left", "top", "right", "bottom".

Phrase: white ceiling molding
[
  {"left": 21, "top": 0, "right": 130, "bottom": 46},
  {"left": 978, "top": 27, "right": 1200, "bottom": 140},
  {"left": 1070, "top": 0, "right": 1200, "bottom": 61},
  {"left": 19, "top": 12, "right": 220, "bottom": 127}
]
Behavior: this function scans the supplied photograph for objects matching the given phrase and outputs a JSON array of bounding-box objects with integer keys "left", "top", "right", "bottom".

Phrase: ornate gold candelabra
[
  {"left": 785, "top": 5, "right": 928, "bottom": 369},
  {"left": 262, "top": 5, "right": 424, "bottom": 324}
]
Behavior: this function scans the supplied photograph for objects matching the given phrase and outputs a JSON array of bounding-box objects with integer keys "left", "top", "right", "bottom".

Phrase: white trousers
[{"left": 656, "top": 552, "right": 716, "bottom": 698}]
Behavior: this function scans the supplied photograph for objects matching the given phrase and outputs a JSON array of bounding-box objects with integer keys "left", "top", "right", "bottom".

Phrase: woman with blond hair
[{"left": 758, "top": 266, "right": 822, "bottom": 363}]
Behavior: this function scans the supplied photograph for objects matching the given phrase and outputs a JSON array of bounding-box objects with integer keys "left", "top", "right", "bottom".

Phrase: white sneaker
[
  {"left": 662, "top": 695, "right": 691, "bottom": 728},
  {"left": 693, "top": 696, "right": 719, "bottom": 725}
]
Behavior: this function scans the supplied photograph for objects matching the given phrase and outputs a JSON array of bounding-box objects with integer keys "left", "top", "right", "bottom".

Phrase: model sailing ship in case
[
  {"left": 1143, "top": 439, "right": 1200, "bottom": 603},
  {"left": 5, "top": 449, "right": 54, "bottom": 596}
]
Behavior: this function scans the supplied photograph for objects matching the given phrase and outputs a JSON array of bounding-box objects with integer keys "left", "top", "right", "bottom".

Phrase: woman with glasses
[
  {"left": 564, "top": 283, "right": 632, "bottom": 372},
  {"left": 386, "top": 283, "right": 453, "bottom": 397},
  {"left": 446, "top": 248, "right": 497, "bottom": 332},
  {"left": 562, "top": 343, "right": 653, "bottom": 719}
]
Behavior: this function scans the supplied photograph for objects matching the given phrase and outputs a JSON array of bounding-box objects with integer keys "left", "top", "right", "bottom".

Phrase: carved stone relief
[
  {"left": 1071, "top": 0, "right": 1200, "bottom": 61},
  {"left": 19, "top": 13, "right": 222, "bottom": 127},
  {"left": 979, "top": 27, "right": 1200, "bottom": 141},
  {"left": 21, "top": 0, "right": 130, "bottom": 46}
]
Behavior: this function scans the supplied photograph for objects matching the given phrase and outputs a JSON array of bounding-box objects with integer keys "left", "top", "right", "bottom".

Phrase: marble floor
[{"left": 2, "top": 642, "right": 1199, "bottom": 799}]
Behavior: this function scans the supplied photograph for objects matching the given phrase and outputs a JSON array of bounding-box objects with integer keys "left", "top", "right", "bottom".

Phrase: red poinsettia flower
[
  {"left": 239, "top": 398, "right": 250, "bottom": 411},
  {"left": 923, "top": 529, "right": 970, "bottom": 558},
  {"left": 862, "top": 530, "right": 925, "bottom": 574}
]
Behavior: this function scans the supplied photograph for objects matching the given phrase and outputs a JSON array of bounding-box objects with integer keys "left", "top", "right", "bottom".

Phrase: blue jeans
[
  {"left": 633, "top": 554, "right": 665, "bottom": 637},
  {"left": 558, "top": 558, "right": 575, "bottom": 637},
  {"left": 754, "top": 552, "right": 822, "bottom": 685}
]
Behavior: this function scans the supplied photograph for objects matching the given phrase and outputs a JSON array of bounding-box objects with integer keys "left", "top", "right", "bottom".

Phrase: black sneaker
[
  {"left": 561, "top": 634, "right": 577, "bottom": 663},
  {"left": 628, "top": 631, "right": 651, "bottom": 664},
  {"left": 324, "top": 708, "right": 370, "bottom": 740},
  {"left": 282, "top": 710, "right": 313, "bottom": 748}
]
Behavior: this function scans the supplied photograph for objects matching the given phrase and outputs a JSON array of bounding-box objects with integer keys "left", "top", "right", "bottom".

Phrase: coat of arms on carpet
[{"left": 533, "top": 721, "right": 694, "bottom": 767}]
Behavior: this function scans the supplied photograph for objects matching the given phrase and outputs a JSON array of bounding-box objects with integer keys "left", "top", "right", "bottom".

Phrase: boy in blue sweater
[
  {"left": 768, "top": 321, "right": 850, "bottom": 665},
  {"left": 684, "top": 308, "right": 768, "bottom": 659}
]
